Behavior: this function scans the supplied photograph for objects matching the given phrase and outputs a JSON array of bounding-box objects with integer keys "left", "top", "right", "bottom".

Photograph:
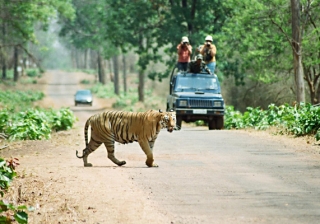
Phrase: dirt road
[{"left": 2, "top": 71, "right": 320, "bottom": 224}]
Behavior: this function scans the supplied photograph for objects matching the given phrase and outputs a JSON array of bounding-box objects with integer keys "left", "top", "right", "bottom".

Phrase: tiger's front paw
[
  {"left": 84, "top": 163, "right": 93, "bottom": 167},
  {"left": 146, "top": 161, "right": 159, "bottom": 167},
  {"left": 117, "top": 161, "right": 126, "bottom": 166}
]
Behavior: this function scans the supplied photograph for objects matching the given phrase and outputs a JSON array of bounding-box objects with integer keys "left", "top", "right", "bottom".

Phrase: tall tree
[
  {"left": 291, "top": 0, "right": 305, "bottom": 103},
  {"left": 218, "top": 0, "right": 320, "bottom": 105},
  {"left": 107, "top": 0, "right": 164, "bottom": 101},
  {"left": 122, "top": 54, "right": 127, "bottom": 94},
  {"left": 0, "top": 0, "right": 74, "bottom": 79},
  {"left": 113, "top": 55, "right": 119, "bottom": 95},
  {"left": 59, "top": 0, "right": 119, "bottom": 84}
]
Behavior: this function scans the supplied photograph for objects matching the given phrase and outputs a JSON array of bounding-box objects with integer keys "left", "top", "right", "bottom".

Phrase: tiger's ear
[{"left": 159, "top": 109, "right": 163, "bottom": 113}]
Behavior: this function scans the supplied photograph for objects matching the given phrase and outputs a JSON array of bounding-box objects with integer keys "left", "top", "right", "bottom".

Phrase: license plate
[{"left": 193, "top": 109, "right": 207, "bottom": 114}]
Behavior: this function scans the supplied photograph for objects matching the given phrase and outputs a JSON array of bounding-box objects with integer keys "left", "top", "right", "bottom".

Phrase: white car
[{"left": 74, "top": 89, "right": 93, "bottom": 106}]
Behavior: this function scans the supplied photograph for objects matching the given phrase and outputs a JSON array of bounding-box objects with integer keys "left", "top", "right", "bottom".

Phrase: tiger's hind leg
[
  {"left": 82, "top": 139, "right": 103, "bottom": 167},
  {"left": 104, "top": 142, "right": 126, "bottom": 166}
]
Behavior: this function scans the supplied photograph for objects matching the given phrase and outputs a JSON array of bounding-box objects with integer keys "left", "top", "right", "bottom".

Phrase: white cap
[
  {"left": 181, "top": 36, "right": 189, "bottom": 43},
  {"left": 205, "top": 35, "right": 213, "bottom": 42}
]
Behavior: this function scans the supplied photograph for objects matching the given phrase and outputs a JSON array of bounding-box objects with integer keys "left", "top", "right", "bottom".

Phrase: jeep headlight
[
  {"left": 214, "top": 101, "right": 222, "bottom": 107},
  {"left": 179, "top": 100, "right": 187, "bottom": 107}
]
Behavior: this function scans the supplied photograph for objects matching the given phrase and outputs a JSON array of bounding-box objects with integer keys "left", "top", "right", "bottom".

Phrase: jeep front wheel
[
  {"left": 216, "top": 116, "right": 224, "bottom": 130},
  {"left": 208, "top": 119, "right": 216, "bottom": 130}
]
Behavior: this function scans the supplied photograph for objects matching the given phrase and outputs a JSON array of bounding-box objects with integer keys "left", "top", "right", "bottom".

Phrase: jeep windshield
[{"left": 174, "top": 75, "right": 219, "bottom": 93}]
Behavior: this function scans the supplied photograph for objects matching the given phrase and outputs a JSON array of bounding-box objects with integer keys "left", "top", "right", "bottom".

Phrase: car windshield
[
  {"left": 76, "top": 90, "right": 91, "bottom": 95},
  {"left": 174, "top": 76, "right": 218, "bottom": 92}
]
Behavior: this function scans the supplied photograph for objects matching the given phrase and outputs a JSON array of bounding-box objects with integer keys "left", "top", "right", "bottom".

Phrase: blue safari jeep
[{"left": 166, "top": 69, "right": 225, "bottom": 130}]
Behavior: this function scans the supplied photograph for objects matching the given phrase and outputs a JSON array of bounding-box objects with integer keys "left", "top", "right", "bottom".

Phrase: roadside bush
[
  {"left": 0, "top": 108, "right": 10, "bottom": 133},
  {"left": 26, "top": 69, "right": 40, "bottom": 78},
  {"left": 0, "top": 158, "right": 28, "bottom": 224},
  {"left": 20, "top": 78, "right": 37, "bottom": 84},
  {"left": 6, "top": 109, "right": 52, "bottom": 140},
  {"left": 0, "top": 90, "right": 44, "bottom": 111},
  {"left": 47, "top": 107, "right": 78, "bottom": 132},
  {"left": 225, "top": 103, "right": 320, "bottom": 140},
  {"left": 80, "top": 79, "right": 90, "bottom": 84},
  {"left": 0, "top": 108, "right": 77, "bottom": 141},
  {"left": 91, "top": 82, "right": 116, "bottom": 98}
]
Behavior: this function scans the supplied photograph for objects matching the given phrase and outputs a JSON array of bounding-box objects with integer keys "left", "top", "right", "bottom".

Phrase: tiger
[{"left": 76, "top": 109, "right": 176, "bottom": 167}]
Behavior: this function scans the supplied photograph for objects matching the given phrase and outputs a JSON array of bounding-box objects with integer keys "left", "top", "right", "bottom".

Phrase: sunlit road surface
[{"left": 45, "top": 70, "right": 320, "bottom": 223}]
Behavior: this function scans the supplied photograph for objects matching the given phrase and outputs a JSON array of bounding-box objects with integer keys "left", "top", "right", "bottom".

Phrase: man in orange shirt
[{"left": 177, "top": 36, "right": 192, "bottom": 71}]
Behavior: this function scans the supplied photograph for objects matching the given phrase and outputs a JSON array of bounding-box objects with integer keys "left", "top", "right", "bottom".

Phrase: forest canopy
[{"left": 1, "top": 0, "right": 320, "bottom": 110}]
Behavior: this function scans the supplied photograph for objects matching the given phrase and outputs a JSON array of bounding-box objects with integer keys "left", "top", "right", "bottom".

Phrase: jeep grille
[{"left": 189, "top": 99, "right": 213, "bottom": 107}]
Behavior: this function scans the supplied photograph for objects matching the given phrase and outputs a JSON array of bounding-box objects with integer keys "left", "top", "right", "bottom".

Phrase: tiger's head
[{"left": 159, "top": 109, "right": 176, "bottom": 133}]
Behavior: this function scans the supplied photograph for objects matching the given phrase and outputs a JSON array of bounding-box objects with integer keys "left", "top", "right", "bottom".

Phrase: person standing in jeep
[
  {"left": 200, "top": 35, "right": 216, "bottom": 74},
  {"left": 177, "top": 36, "right": 192, "bottom": 71}
]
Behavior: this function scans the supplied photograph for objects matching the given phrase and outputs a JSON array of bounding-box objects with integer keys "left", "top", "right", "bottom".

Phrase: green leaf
[{"left": 14, "top": 211, "right": 28, "bottom": 224}]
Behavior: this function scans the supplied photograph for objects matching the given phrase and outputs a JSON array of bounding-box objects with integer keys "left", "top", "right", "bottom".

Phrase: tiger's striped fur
[{"left": 76, "top": 109, "right": 176, "bottom": 167}]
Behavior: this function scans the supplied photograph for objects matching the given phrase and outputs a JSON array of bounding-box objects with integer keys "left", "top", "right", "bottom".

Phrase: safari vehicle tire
[
  {"left": 216, "top": 116, "right": 224, "bottom": 130},
  {"left": 208, "top": 119, "right": 216, "bottom": 130},
  {"left": 176, "top": 115, "right": 182, "bottom": 130}
]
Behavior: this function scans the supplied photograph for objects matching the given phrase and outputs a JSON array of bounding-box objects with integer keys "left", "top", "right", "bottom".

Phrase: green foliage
[
  {"left": 90, "top": 82, "right": 163, "bottom": 112},
  {"left": 0, "top": 108, "right": 10, "bottom": 133},
  {"left": 59, "top": 0, "right": 231, "bottom": 81},
  {"left": 26, "top": 69, "right": 41, "bottom": 78},
  {"left": 91, "top": 83, "right": 116, "bottom": 98},
  {"left": 1, "top": 108, "right": 77, "bottom": 141},
  {"left": 112, "top": 88, "right": 139, "bottom": 111},
  {"left": 0, "top": 158, "right": 29, "bottom": 224},
  {"left": 225, "top": 103, "right": 320, "bottom": 140},
  {"left": 20, "top": 78, "right": 38, "bottom": 85},
  {"left": 47, "top": 108, "right": 78, "bottom": 132},
  {"left": 91, "top": 82, "right": 138, "bottom": 110},
  {"left": 0, "top": 90, "right": 44, "bottom": 111},
  {"left": 2, "top": 70, "right": 14, "bottom": 80},
  {"left": 6, "top": 109, "right": 52, "bottom": 141},
  {"left": 80, "top": 79, "right": 90, "bottom": 85},
  {"left": 1, "top": 0, "right": 75, "bottom": 45},
  {"left": 195, "top": 120, "right": 205, "bottom": 126},
  {"left": 217, "top": 0, "right": 291, "bottom": 85},
  {"left": 0, "top": 158, "right": 17, "bottom": 197}
]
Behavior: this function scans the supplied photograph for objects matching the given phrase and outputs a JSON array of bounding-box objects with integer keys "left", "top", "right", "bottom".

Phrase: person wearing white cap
[
  {"left": 200, "top": 35, "right": 217, "bottom": 74},
  {"left": 176, "top": 36, "right": 192, "bottom": 71}
]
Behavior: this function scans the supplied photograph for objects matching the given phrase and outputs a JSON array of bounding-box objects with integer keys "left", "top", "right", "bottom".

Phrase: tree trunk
[
  {"left": 138, "top": 69, "right": 144, "bottom": 102},
  {"left": 122, "top": 54, "right": 127, "bottom": 94},
  {"left": 189, "top": 0, "right": 196, "bottom": 34},
  {"left": 1, "top": 20, "right": 6, "bottom": 79},
  {"left": 13, "top": 45, "right": 19, "bottom": 82},
  {"left": 84, "top": 49, "right": 88, "bottom": 69},
  {"left": 113, "top": 55, "right": 119, "bottom": 95},
  {"left": 138, "top": 35, "right": 145, "bottom": 102},
  {"left": 108, "top": 59, "right": 114, "bottom": 82},
  {"left": 97, "top": 51, "right": 105, "bottom": 84},
  {"left": 76, "top": 49, "right": 80, "bottom": 69},
  {"left": 291, "top": 0, "right": 305, "bottom": 103},
  {"left": 71, "top": 47, "right": 76, "bottom": 69}
]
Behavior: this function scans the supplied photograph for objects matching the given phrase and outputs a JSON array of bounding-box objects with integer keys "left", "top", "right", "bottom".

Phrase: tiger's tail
[{"left": 76, "top": 117, "right": 91, "bottom": 159}]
